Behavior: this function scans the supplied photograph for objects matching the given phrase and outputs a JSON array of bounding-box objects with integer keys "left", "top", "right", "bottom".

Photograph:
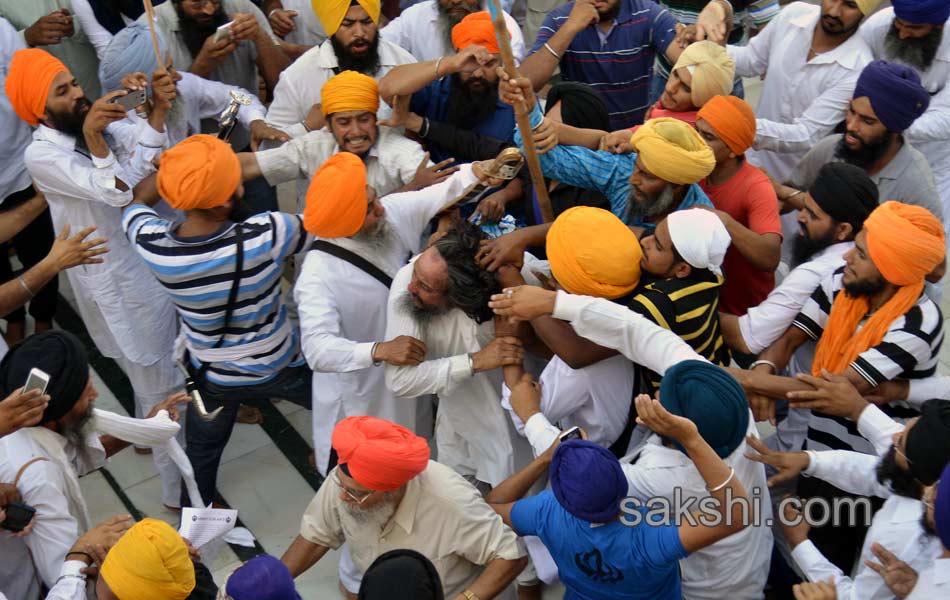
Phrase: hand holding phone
[
  {"left": 0, "top": 501, "right": 36, "bottom": 533},
  {"left": 213, "top": 20, "right": 234, "bottom": 43},
  {"left": 23, "top": 368, "right": 50, "bottom": 396},
  {"left": 110, "top": 88, "right": 147, "bottom": 112},
  {"left": 559, "top": 426, "right": 583, "bottom": 442}
]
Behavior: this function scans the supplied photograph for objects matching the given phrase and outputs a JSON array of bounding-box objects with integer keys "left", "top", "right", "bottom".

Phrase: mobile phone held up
[
  {"left": 1, "top": 501, "right": 36, "bottom": 533},
  {"left": 213, "top": 20, "right": 234, "bottom": 43},
  {"left": 559, "top": 426, "right": 582, "bottom": 442},
  {"left": 111, "top": 88, "right": 147, "bottom": 112},
  {"left": 23, "top": 367, "right": 49, "bottom": 396}
]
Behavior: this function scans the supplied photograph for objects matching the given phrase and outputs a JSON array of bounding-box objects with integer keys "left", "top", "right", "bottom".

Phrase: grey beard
[
  {"left": 398, "top": 292, "right": 445, "bottom": 329},
  {"left": 884, "top": 22, "right": 943, "bottom": 71},
  {"left": 437, "top": 2, "right": 478, "bottom": 52},
  {"left": 340, "top": 491, "right": 398, "bottom": 531},
  {"left": 351, "top": 216, "right": 394, "bottom": 254},
  {"left": 62, "top": 405, "right": 94, "bottom": 467},
  {"left": 626, "top": 183, "right": 677, "bottom": 223},
  {"left": 166, "top": 96, "right": 188, "bottom": 138}
]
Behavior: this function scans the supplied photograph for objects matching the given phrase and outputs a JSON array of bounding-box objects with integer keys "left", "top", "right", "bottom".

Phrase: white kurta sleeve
[
  {"left": 70, "top": 0, "right": 113, "bottom": 59},
  {"left": 727, "top": 11, "right": 775, "bottom": 78},
  {"left": 522, "top": 413, "right": 561, "bottom": 458},
  {"left": 43, "top": 561, "right": 88, "bottom": 600},
  {"left": 25, "top": 146, "right": 132, "bottom": 208},
  {"left": 856, "top": 405, "right": 904, "bottom": 457},
  {"left": 254, "top": 131, "right": 331, "bottom": 186},
  {"left": 802, "top": 450, "right": 890, "bottom": 498},
  {"left": 906, "top": 83, "right": 950, "bottom": 145},
  {"left": 907, "top": 375, "right": 950, "bottom": 404},
  {"left": 185, "top": 73, "right": 268, "bottom": 125}
]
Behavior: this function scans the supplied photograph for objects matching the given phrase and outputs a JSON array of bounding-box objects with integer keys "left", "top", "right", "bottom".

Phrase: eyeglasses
[{"left": 333, "top": 473, "right": 374, "bottom": 504}]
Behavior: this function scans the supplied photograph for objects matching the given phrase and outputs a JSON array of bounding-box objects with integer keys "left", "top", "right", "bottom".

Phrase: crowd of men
[{"left": 1, "top": 0, "right": 950, "bottom": 598}]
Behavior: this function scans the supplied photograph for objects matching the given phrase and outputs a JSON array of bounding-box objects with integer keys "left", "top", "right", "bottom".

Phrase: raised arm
[
  {"left": 379, "top": 44, "right": 493, "bottom": 99},
  {"left": 519, "top": 0, "right": 598, "bottom": 91}
]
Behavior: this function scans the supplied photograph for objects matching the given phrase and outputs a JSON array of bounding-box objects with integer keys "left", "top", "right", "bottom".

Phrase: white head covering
[{"left": 666, "top": 209, "right": 731, "bottom": 276}]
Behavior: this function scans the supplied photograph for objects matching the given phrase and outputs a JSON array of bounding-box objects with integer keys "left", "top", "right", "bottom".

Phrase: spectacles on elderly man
[{"left": 333, "top": 473, "right": 375, "bottom": 504}]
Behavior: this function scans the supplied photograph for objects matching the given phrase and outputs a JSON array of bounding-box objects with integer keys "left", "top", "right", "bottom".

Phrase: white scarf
[{"left": 21, "top": 427, "right": 93, "bottom": 533}]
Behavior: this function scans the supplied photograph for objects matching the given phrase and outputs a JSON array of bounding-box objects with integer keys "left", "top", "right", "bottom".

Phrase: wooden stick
[
  {"left": 486, "top": 0, "right": 554, "bottom": 224},
  {"left": 142, "top": 0, "right": 167, "bottom": 74}
]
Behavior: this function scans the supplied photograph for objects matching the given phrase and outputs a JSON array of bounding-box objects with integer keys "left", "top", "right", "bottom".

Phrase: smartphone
[
  {"left": 559, "top": 426, "right": 582, "bottom": 442},
  {"left": 213, "top": 20, "right": 234, "bottom": 42},
  {"left": 23, "top": 368, "right": 49, "bottom": 396},
  {"left": 0, "top": 501, "right": 36, "bottom": 533},
  {"left": 111, "top": 88, "right": 147, "bottom": 112}
]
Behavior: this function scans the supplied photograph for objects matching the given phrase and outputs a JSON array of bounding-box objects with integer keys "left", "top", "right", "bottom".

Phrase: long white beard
[{"left": 339, "top": 493, "right": 398, "bottom": 535}]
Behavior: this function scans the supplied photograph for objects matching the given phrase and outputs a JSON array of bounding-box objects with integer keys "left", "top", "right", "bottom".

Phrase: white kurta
[
  {"left": 296, "top": 165, "right": 481, "bottom": 474},
  {"left": 0, "top": 17, "right": 34, "bottom": 202}
]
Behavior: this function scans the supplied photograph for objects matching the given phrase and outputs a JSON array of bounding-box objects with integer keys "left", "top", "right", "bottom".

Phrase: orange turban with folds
[
  {"left": 547, "top": 207, "right": 642, "bottom": 299},
  {"left": 332, "top": 416, "right": 430, "bottom": 491},
  {"left": 321, "top": 70, "right": 380, "bottom": 117},
  {"left": 630, "top": 118, "right": 716, "bottom": 185},
  {"left": 100, "top": 519, "right": 195, "bottom": 600},
  {"left": 304, "top": 152, "right": 368, "bottom": 238},
  {"left": 813, "top": 201, "right": 945, "bottom": 375},
  {"left": 452, "top": 12, "right": 506, "bottom": 54},
  {"left": 4, "top": 48, "right": 69, "bottom": 127},
  {"left": 696, "top": 95, "right": 757, "bottom": 156},
  {"left": 312, "top": 0, "right": 380, "bottom": 36},
  {"left": 158, "top": 135, "right": 242, "bottom": 211}
]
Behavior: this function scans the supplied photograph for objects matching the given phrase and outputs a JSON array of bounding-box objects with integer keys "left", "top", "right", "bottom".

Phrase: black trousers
[{"left": 0, "top": 185, "right": 57, "bottom": 322}]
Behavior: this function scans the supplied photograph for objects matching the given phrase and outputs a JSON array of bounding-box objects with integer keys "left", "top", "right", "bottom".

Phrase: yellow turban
[
  {"left": 313, "top": 0, "right": 380, "bottom": 36},
  {"left": 100, "top": 519, "right": 195, "bottom": 600},
  {"left": 158, "top": 135, "right": 242, "bottom": 211},
  {"left": 4, "top": 48, "right": 69, "bottom": 126},
  {"left": 321, "top": 70, "right": 380, "bottom": 117},
  {"left": 672, "top": 41, "right": 735, "bottom": 109},
  {"left": 546, "top": 206, "right": 642, "bottom": 299},
  {"left": 630, "top": 118, "right": 716, "bottom": 185},
  {"left": 856, "top": 0, "right": 883, "bottom": 15},
  {"left": 304, "top": 152, "right": 368, "bottom": 238}
]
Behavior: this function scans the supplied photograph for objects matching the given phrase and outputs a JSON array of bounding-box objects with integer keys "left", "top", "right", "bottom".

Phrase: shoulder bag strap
[
  {"left": 193, "top": 224, "right": 244, "bottom": 383},
  {"left": 312, "top": 240, "right": 393, "bottom": 289}
]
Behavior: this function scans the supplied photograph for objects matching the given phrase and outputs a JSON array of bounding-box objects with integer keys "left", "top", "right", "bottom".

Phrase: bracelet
[
  {"left": 750, "top": 359, "right": 777, "bottom": 373},
  {"left": 302, "top": 119, "right": 312, "bottom": 133},
  {"left": 66, "top": 550, "right": 93, "bottom": 564},
  {"left": 543, "top": 42, "right": 560, "bottom": 60},
  {"left": 419, "top": 117, "right": 430, "bottom": 138},
  {"left": 467, "top": 353, "right": 475, "bottom": 376},
  {"left": 268, "top": 8, "right": 280, "bottom": 19},
  {"left": 18, "top": 276, "right": 34, "bottom": 299},
  {"left": 371, "top": 342, "right": 382, "bottom": 367},
  {"left": 706, "top": 467, "right": 735, "bottom": 493},
  {"left": 434, "top": 57, "right": 443, "bottom": 79},
  {"left": 782, "top": 189, "right": 804, "bottom": 202},
  {"left": 462, "top": 590, "right": 481, "bottom": 600}
]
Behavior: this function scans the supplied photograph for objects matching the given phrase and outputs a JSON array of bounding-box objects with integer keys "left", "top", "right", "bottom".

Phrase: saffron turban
[
  {"left": 321, "top": 70, "right": 380, "bottom": 117},
  {"left": 904, "top": 400, "right": 950, "bottom": 486},
  {"left": 853, "top": 60, "right": 930, "bottom": 133},
  {"left": 550, "top": 440, "right": 627, "bottom": 523},
  {"left": 809, "top": 163, "right": 878, "bottom": 233},
  {"left": 892, "top": 0, "right": 950, "bottom": 24},
  {"left": 855, "top": 0, "right": 883, "bottom": 15},
  {"left": 671, "top": 41, "right": 735, "bottom": 109},
  {"left": 226, "top": 554, "right": 301, "bottom": 600},
  {"left": 452, "top": 12, "right": 506, "bottom": 54},
  {"left": 331, "top": 416, "right": 430, "bottom": 491},
  {"left": 936, "top": 462, "right": 950, "bottom": 550},
  {"left": 99, "top": 22, "right": 166, "bottom": 93},
  {"left": 546, "top": 206, "right": 642, "bottom": 299},
  {"left": 0, "top": 330, "right": 88, "bottom": 425},
  {"left": 630, "top": 118, "right": 715, "bottom": 185},
  {"left": 304, "top": 152, "right": 368, "bottom": 238},
  {"left": 359, "top": 549, "right": 445, "bottom": 600},
  {"left": 100, "top": 518, "right": 195, "bottom": 600},
  {"left": 313, "top": 0, "right": 380, "bottom": 36},
  {"left": 158, "top": 135, "right": 242, "bottom": 211},
  {"left": 696, "top": 95, "right": 756, "bottom": 155},
  {"left": 659, "top": 360, "right": 749, "bottom": 458},
  {"left": 5, "top": 48, "right": 69, "bottom": 126},
  {"left": 812, "top": 201, "right": 945, "bottom": 375},
  {"left": 666, "top": 208, "right": 731, "bottom": 276}
]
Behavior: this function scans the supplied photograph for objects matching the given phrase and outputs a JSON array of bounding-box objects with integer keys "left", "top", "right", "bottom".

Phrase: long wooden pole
[
  {"left": 142, "top": 0, "right": 167, "bottom": 74},
  {"left": 486, "top": 0, "right": 554, "bottom": 224}
]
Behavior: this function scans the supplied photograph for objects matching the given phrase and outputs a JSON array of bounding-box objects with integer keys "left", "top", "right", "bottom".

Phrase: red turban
[
  {"left": 304, "top": 153, "right": 368, "bottom": 238},
  {"left": 5, "top": 49, "right": 69, "bottom": 126},
  {"left": 451, "top": 12, "right": 505, "bottom": 54},
  {"left": 332, "top": 416, "right": 430, "bottom": 491},
  {"left": 158, "top": 135, "right": 242, "bottom": 211}
]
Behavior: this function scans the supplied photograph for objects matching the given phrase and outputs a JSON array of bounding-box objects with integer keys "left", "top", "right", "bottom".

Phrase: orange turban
[
  {"left": 332, "top": 416, "right": 430, "bottom": 491},
  {"left": 4, "top": 48, "right": 69, "bottom": 127},
  {"left": 100, "top": 519, "right": 195, "bottom": 600},
  {"left": 312, "top": 0, "right": 380, "bottom": 36},
  {"left": 697, "top": 95, "right": 757, "bottom": 156},
  {"left": 321, "top": 70, "right": 380, "bottom": 117},
  {"left": 813, "top": 201, "right": 945, "bottom": 375},
  {"left": 304, "top": 152, "right": 368, "bottom": 238},
  {"left": 158, "top": 135, "right": 242, "bottom": 211},
  {"left": 452, "top": 12, "right": 506, "bottom": 54},
  {"left": 547, "top": 207, "right": 642, "bottom": 299}
]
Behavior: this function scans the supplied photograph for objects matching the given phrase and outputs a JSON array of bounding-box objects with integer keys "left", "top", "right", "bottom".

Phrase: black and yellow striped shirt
[{"left": 627, "top": 270, "right": 730, "bottom": 390}]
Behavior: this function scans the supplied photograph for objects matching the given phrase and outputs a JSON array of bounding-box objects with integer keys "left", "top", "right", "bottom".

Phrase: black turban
[
  {"left": 905, "top": 399, "right": 950, "bottom": 485},
  {"left": 0, "top": 330, "right": 89, "bottom": 425},
  {"left": 544, "top": 82, "right": 611, "bottom": 132},
  {"left": 809, "top": 162, "right": 879, "bottom": 233},
  {"left": 358, "top": 549, "right": 444, "bottom": 600}
]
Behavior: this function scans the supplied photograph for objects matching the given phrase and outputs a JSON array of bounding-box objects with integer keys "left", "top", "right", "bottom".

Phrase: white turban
[
  {"left": 667, "top": 208, "right": 731, "bottom": 276},
  {"left": 99, "top": 22, "right": 167, "bottom": 93}
]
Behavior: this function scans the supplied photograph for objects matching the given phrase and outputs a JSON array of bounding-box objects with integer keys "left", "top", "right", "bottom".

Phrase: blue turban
[
  {"left": 98, "top": 22, "right": 167, "bottom": 93},
  {"left": 659, "top": 360, "right": 749, "bottom": 459},
  {"left": 225, "top": 554, "right": 300, "bottom": 600},
  {"left": 549, "top": 440, "right": 627, "bottom": 523},
  {"left": 853, "top": 60, "right": 931, "bottom": 133},
  {"left": 892, "top": 0, "right": 950, "bottom": 25},
  {"left": 936, "top": 462, "right": 950, "bottom": 550}
]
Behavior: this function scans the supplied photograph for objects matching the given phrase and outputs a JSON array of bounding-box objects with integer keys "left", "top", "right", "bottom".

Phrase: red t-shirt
[
  {"left": 700, "top": 160, "right": 782, "bottom": 316},
  {"left": 628, "top": 104, "right": 700, "bottom": 135}
]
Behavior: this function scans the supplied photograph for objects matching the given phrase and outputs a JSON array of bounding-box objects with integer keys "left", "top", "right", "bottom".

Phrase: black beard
[
  {"left": 600, "top": 1, "right": 621, "bottom": 23},
  {"left": 445, "top": 73, "right": 498, "bottom": 129},
  {"left": 884, "top": 21, "right": 943, "bottom": 71},
  {"left": 791, "top": 225, "right": 837, "bottom": 267},
  {"left": 921, "top": 509, "right": 938, "bottom": 537},
  {"left": 47, "top": 97, "right": 93, "bottom": 139},
  {"left": 843, "top": 273, "right": 887, "bottom": 298},
  {"left": 876, "top": 446, "right": 922, "bottom": 500},
  {"left": 176, "top": 2, "right": 228, "bottom": 59},
  {"left": 331, "top": 34, "right": 381, "bottom": 75},
  {"left": 834, "top": 134, "right": 893, "bottom": 170},
  {"left": 61, "top": 403, "right": 95, "bottom": 466},
  {"left": 819, "top": 14, "right": 860, "bottom": 37}
]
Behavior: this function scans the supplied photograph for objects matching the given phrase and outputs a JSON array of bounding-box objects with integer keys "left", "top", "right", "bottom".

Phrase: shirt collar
[
  {"left": 35, "top": 124, "right": 81, "bottom": 151},
  {"left": 384, "top": 472, "right": 423, "bottom": 537},
  {"left": 874, "top": 139, "right": 913, "bottom": 181},
  {"left": 316, "top": 38, "right": 409, "bottom": 69}
]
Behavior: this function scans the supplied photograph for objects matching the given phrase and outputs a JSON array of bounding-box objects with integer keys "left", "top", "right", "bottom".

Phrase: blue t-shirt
[
  {"left": 510, "top": 491, "right": 688, "bottom": 600},
  {"left": 532, "top": 0, "right": 678, "bottom": 130}
]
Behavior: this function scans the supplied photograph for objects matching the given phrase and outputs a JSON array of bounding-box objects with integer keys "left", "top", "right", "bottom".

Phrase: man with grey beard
[{"left": 860, "top": 0, "right": 950, "bottom": 234}]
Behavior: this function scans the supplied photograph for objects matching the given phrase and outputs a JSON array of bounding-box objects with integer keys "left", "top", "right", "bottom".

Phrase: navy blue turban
[
  {"left": 853, "top": 60, "right": 931, "bottom": 133},
  {"left": 936, "top": 462, "right": 950, "bottom": 550},
  {"left": 659, "top": 360, "right": 749, "bottom": 458},
  {"left": 225, "top": 554, "right": 300, "bottom": 600},
  {"left": 893, "top": 0, "right": 950, "bottom": 25},
  {"left": 550, "top": 439, "right": 627, "bottom": 523}
]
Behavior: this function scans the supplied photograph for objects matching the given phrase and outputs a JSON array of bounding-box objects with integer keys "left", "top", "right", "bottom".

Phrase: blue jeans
[
  {"left": 182, "top": 363, "right": 311, "bottom": 506},
  {"left": 648, "top": 72, "right": 745, "bottom": 106}
]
